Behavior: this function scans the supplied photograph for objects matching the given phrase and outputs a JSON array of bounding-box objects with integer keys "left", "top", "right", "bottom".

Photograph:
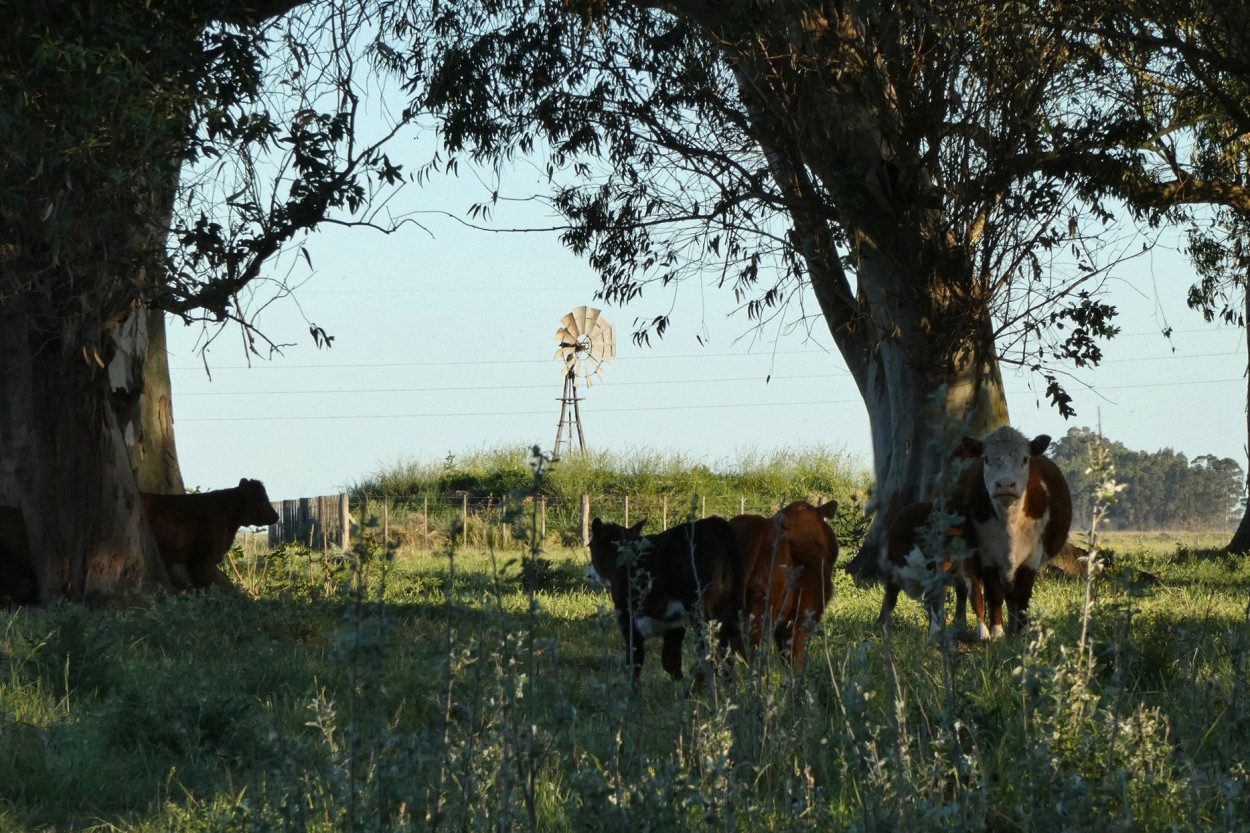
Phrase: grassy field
[{"left": 1, "top": 529, "right": 1249, "bottom": 831}]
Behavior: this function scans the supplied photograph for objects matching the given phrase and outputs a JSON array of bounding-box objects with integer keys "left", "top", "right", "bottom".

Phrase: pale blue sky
[{"left": 165, "top": 168, "right": 1248, "bottom": 502}]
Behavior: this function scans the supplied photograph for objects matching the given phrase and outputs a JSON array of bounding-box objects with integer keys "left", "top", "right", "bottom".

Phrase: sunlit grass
[{"left": 2, "top": 530, "right": 1248, "bottom": 831}]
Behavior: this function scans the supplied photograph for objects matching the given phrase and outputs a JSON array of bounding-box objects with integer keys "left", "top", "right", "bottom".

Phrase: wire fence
[{"left": 266, "top": 490, "right": 844, "bottom": 553}]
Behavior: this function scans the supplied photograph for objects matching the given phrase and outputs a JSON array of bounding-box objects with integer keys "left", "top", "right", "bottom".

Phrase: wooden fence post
[
  {"left": 739, "top": 495, "right": 745, "bottom": 515},
  {"left": 269, "top": 503, "right": 281, "bottom": 547},
  {"left": 383, "top": 500, "right": 389, "bottom": 550},
  {"left": 423, "top": 496, "right": 429, "bottom": 547},
  {"left": 662, "top": 496, "right": 668, "bottom": 530},
  {"left": 462, "top": 493, "right": 469, "bottom": 549},
  {"left": 298, "top": 498, "right": 312, "bottom": 547},
  {"left": 541, "top": 497, "right": 547, "bottom": 541},
  {"left": 624, "top": 495, "right": 630, "bottom": 527},
  {"left": 319, "top": 496, "right": 328, "bottom": 551},
  {"left": 339, "top": 492, "right": 350, "bottom": 550},
  {"left": 581, "top": 495, "right": 590, "bottom": 546},
  {"left": 700, "top": 495, "right": 706, "bottom": 519}
]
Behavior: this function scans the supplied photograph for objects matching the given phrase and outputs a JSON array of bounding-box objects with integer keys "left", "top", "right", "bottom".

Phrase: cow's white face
[
  {"left": 970, "top": 427, "right": 1050, "bottom": 506},
  {"left": 585, "top": 563, "right": 609, "bottom": 587}
]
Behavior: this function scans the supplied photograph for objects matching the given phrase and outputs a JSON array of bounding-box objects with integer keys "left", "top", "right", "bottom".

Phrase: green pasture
[{"left": 1, "top": 533, "right": 1249, "bottom": 832}]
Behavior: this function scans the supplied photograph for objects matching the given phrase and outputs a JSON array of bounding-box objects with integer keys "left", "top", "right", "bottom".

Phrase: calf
[
  {"left": 587, "top": 516, "right": 745, "bottom": 685},
  {"left": 0, "top": 506, "right": 38, "bottom": 606},
  {"left": 878, "top": 427, "right": 1071, "bottom": 638},
  {"left": 142, "top": 478, "right": 279, "bottom": 592},
  {"left": 731, "top": 500, "right": 839, "bottom": 669}
]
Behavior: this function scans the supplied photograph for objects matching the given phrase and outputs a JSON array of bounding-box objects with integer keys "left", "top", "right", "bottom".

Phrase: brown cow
[
  {"left": 587, "top": 516, "right": 746, "bottom": 685},
  {"left": 0, "top": 506, "right": 38, "bottom": 606},
  {"left": 878, "top": 427, "right": 1072, "bottom": 638},
  {"left": 731, "top": 500, "right": 839, "bottom": 669},
  {"left": 142, "top": 478, "right": 279, "bottom": 592}
]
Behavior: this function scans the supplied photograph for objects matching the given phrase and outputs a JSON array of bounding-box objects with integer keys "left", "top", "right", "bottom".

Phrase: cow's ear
[
  {"left": 629, "top": 519, "right": 646, "bottom": 534},
  {"left": 818, "top": 500, "right": 838, "bottom": 519},
  {"left": 239, "top": 478, "right": 249, "bottom": 487},
  {"left": 959, "top": 437, "right": 982, "bottom": 458},
  {"left": 591, "top": 517, "right": 603, "bottom": 536},
  {"left": 1029, "top": 435, "right": 1052, "bottom": 456}
]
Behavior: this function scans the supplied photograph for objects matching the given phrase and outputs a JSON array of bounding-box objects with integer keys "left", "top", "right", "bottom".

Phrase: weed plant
[{"left": 2, "top": 454, "right": 1250, "bottom": 830}]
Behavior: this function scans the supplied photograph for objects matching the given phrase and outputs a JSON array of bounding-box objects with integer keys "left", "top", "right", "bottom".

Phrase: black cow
[{"left": 587, "top": 516, "right": 746, "bottom": 685}]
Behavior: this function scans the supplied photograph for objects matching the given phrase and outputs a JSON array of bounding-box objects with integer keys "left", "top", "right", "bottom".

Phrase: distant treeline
[{"left": 1049, "top": 427, "right": 1244, "bottom": 530}]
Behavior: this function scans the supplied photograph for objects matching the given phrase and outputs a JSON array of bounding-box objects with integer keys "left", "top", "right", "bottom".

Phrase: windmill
[{"left": 553, "top": 306, "right": 615, "bottom": 457}]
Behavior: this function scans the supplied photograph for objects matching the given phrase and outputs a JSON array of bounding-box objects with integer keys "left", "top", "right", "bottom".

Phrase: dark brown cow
[
  {"left": 587, "top": 516, "right": 746, "bottom": 685},
  {"left": 731, "top": 500, "right": 839, "bottom": 669},
  {"left": 142, "top": 478, "right": 279, "bottom": 591},
  {"left": 0, "top": 506, "right": 38, "bottom": 606},
  {"left": 878, "top": 427, "right": 1072, "bottom": 638}
]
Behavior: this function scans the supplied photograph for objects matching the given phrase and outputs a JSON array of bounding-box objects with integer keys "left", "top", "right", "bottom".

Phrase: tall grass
[
  {"left": 352, "top": 444, "right": 869, "bottom": 504},
  {"left": 2, "top": 540, "right": 1249, "bottom": 830},
  {"left": 3, "top": 445, "right": 1250, "bottom": 831}
]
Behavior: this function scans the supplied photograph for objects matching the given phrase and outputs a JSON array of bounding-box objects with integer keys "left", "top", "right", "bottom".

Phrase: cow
[
  {"left": 587, "top": 515, "right": 746, "bottom": 686},
  {"left": 731, "top": 500, "right": 839, "bottom": 670},
  {"left": 877, "top": 427, "right": 1072, "bottom": 639},
  {"left": 0, "top": 506, "right": 38, "bottom": 606},
  {"left": 141, "top": 478, "right": 279, "bottom": 592}
]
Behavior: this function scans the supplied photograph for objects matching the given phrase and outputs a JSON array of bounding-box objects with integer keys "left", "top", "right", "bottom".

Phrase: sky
[{"left": 164, "top": 166, "right": 1249, "bottom": 503}]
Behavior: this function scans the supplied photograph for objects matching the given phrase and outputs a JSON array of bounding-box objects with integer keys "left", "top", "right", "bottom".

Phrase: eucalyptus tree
[
  {"left": 0, "top": 0, "right": 415, "bottom": 601},
  {"left": 1082, "top": 0, "right": 1250, "bottom": 550},
  {"left": 392, "top": 0, "right": 1149, "bottom": 569}
]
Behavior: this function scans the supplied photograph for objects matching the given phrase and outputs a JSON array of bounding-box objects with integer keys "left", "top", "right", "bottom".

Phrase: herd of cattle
[
  {"left": 0, "top": 425, "right": 1074, "bottom": 684},
  {"left": 586, "top": 425, "right": 1072, "bottom": 684}
]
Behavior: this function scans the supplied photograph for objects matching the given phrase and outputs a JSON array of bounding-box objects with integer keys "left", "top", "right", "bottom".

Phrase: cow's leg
[
  {"left": 968, "top": 573, "right": 990, "bottom": 640},
  {"left": 1008, "top": 567, "right": 1038, "bottom": 636},
  {"left": 876, "top": 579, "right": 901, "bottom": 629},
  {"left": 660, "top": 625, "right": 685, "bottom": 681},
  {"left": 718, "top": 616, "right": 746, "bottom": 670},
  {"left": 980, "top": 570, "right": 1008, "bottom": 639},
  {"left": 954, "top": 574, "right": 969, "bottom": 636},
  {"left": 772, "top": 619, "right": 795, "bottom": 662},
  {"left": 925, "top": 586, "right": 946, "bottom": 637},
  {"left": 191, "top": 562, "right": 240, "bottom": 594}
]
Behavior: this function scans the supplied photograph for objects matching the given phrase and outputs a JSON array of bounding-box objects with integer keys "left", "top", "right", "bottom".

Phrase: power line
[
  {"left": 178, "top": 376, "right": 1243, "bottom": 422},
  {"left": 176, "top": 373, "right": 851, "bottom": 397},
  {"left": 170, "top": 348, "right": 835, "bottom": 371}
]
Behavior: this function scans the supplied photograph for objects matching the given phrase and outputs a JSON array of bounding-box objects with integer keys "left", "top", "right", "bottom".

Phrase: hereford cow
[
  {"left": 587, "top": 516, "right": 746, "bottom": 685},
  {"left": 731, "top": 500, "right": 839, "bottom": 670},
  {"left": 0, "top": 506, "right": 38, "bottom": 606},
  {"left": 877, "top": 427, "right": 1072, "bottom": 639},
  {"left": 142, "top": 478, "right": 279, "bottom": 591}
]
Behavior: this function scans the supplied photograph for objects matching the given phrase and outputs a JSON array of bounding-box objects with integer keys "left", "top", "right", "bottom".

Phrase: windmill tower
[{"left": 553, "top": 306, "right": 615, "bottom": 457}]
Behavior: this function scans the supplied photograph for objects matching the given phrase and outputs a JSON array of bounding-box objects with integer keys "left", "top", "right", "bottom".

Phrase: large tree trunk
[
  {"left": 0, "top": 297, "right": 165, "bottom": 604},
  {"left": 1227, "top": 285, "right": 1250, "bottom": 554},
  {"left": 845, "top": 320, "right": 1008, "bottom": 576},
  {"left": 816, "top": 260, "right": 1010, "bottom": 577}
]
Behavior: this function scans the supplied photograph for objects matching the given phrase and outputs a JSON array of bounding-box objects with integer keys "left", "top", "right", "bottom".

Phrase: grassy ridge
[
  {"left": 350, "top": 445, "right": 874, "bottom": 553},
  {"left": 353, "top": 445, "right": 869, "bottom": 501},
  {"left": 2, "top": 531, "right": 1249, "bottom": 831}
]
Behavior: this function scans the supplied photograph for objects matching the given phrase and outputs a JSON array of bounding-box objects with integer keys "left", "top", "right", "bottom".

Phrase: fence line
[{"left": 264, "top": 490, "right": 832, "bottom": 552}]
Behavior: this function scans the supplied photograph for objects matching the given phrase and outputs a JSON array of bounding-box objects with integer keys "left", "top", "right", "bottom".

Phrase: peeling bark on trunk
[
  {"left": 110, "top": 308, "right": 185, "bottom": 495},
  {"left": 0, "top": 298, "right": 165, "bottom": 604}
]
